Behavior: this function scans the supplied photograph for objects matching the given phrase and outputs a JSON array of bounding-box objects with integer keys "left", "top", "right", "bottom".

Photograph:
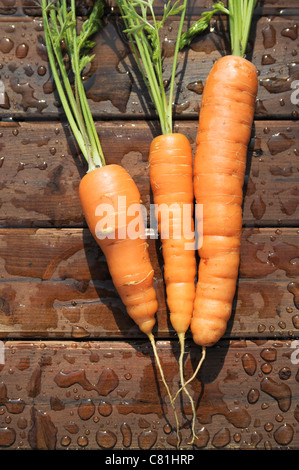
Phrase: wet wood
[
  {"left": 0, "top": 120, "right": 298, "bottom": 228},
  {"left": 0, "top": 227, "right": 298, "bottom": 339},
  {"left": 0, "top": 0, "right": 299, "bottom": 452},
  {"left": 0, "top": 339, "right": 299, "bottom": 450},
  {"left": 0, "top": 0, "right": 299, "bottom": 17},
  {"left": 0, "top": 14, "right": 298, "bottom": 119}
]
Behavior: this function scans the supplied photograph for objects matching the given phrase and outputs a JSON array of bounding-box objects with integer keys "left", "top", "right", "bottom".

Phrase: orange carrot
[
  {"left": 191, "top": 54, "right": 258, "bottom": 348},
  {"left": 79, "top": 164, "right": 158, "bottom": 335},
  {"left": 149, "top": 133, "right": 196, "bottom": 338}
]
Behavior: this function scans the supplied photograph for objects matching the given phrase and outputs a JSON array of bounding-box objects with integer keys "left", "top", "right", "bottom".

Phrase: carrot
[
  {"left": 42, "top": 0, "right": 180, "bottom": 434},
  {"left": 191, "top": 54, "right": 258, "bottom": 347},
  {"left": 149, "top": 133, "right": 196, "bottom": 339},
  {"left": 117, "top": 0, "right": 198, "bottom": 445},
  {"left": 191, "top": 0, "right": 258, "bottom": 349},
  {"left": 79, "top": 164, "right": 158, "bottom": 335}
]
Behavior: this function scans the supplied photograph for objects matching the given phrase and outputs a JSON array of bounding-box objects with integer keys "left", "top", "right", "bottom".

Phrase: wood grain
[
  {"left": 0, "top": 14, "right": 298, "bottom": 119},
  {"left": 0, "top": 339, "right": 299, "bottom": 450},
  {"left": 0, "top": 227, "right": 298, "bottom": 339},
  {"left": 0, "top": 1, "right": 298, "bottom": 452},
  {"left": 0, "top": 120, "right": 298, "bottom": 228}
]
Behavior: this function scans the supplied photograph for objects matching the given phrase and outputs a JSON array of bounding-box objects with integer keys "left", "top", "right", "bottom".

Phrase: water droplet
[
  {"left": 78, "top": 399, "right": 95, "bottom": 420},
  {"left": 274, "top": 423, "right": 294, "bottom": 446},
  {"left": 241, "top": 353, "right": 257, "bottom": 376},
  {"left": 77, "top": 435, "right": 89, "bottom": 447},
  {"left": 96, "top": 430, "right": 117, "bottom": 449},
  {"left": 267, "top": 133, "right": 295, "bottom": 156},
  {"left": 261, "top": 362, "right": 272, "bottom": 374},
  {"left": 37, "top": 65, "right": 47, "bottom": 76},
  {"left": 250, "top": 195, "right": 266, "bottom": 220},
  {"left": 260, "top": 348, "right": 277, "bottom": 362},
  {"left": 260, "top": 377, "right": 292, "bottom": 412},
  {"left": 15, "top": 43, "right": 29, "bottom": 59},
  {"left": 138, "top": 430, "right": 157, "bottom": 450},
  {"left": 211, "top": 427, "right": 230, "bottom": 448},
  {"left": 194, "top": 426, "right": 209, "bottom": 448},
  {"left": 262, "top": 23, "right": 276, "bottom": 48},
  {"left": 247, "top": 388, "right": 260, "bottom": 404},
  {"left": 281, "top": 24, "right": 298, "bottom": 40},
  {"left": 288, "top": 282, "right": 299, "bottom": 310},
  {"left": 261, "top": 54, "right": 276, "bottom": 65},
  {"left": 98, "top": 400, "right": 112, "bottom": 417},
  {"left": 61, "top": 435, "right": 71, "bottom": 447},
  {"left": 278, "top": 367, "right": 291, "bottom": 380},
  {"left": 0, "top": 37, "right": 14, "bottom": 53},
  {"left": 0, "top": 427, "right": 16, "bottom": 447},
  {"left": 187, "top": 80, "right": 204, "bottom": 95},
  {"left": 120, "top": 422, "right": 132, "bottom": 448}
]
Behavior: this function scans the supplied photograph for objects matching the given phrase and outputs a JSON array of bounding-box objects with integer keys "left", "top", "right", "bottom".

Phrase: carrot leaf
[
  {"left": 179, "top": 1, "right": 229, "bottom": 50},
  {"left": 116, "top": 0, "right": 188, "bottom": 135},
  {"left": 41, "top": 0, "right": 106, "bottom": 171}
]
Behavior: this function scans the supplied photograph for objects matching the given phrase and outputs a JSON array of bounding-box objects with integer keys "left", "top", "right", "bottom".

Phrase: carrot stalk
[
  {"left": 42, "top": 0, "right": 179, "bottom": 437},
  {"left": 117, "top": 0, "right": 198, "bottom": 444}
]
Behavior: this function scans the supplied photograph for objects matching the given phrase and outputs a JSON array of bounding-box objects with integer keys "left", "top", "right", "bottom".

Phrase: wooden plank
[
  {"left": 0, "top": 120, "right": 298, "bottom": 228},
  {"left": 0, "top": 338, "right": 298, "bottom": 450},
  {"left": 0, "top": 15, "right": 299, "bottom": 119},
  {"left": 0, "top": 0, "right": 299, "bottom": 17},
  {"left": 0, "top": 227, "right": 298, "bottom": 339}
]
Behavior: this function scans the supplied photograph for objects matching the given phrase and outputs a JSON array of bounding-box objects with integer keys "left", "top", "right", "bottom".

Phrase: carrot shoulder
[{"left": 191, "top": 55, "right": 258, "bottom": 347}]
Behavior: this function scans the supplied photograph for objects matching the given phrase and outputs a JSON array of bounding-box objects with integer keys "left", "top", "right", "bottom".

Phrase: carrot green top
[
  {"left": 179, "top": 0, "right": 257, "bottom": 58},
  {"left": 116, "top": 0, "right": 189, "bottom": 136},
  {"left": 41, "top": 0, "right": 106, "bottom": 172}
]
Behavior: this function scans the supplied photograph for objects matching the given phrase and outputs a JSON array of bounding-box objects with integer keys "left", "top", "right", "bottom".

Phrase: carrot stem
[
  {"left": 228, "top": 0, "right": 257, "bottom": 57},
  {"left": 42, "top": 0, "right": 106, "bottom": 171},
  {"left": 166, "top": 0, "right": 188, "bottom": 127}
]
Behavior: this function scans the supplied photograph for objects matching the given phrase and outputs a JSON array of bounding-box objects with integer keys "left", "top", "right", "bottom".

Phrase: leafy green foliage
[
  {"left": 41, "top": 0, "right": 106, "bottom": 170},
  {"left": 179, "top": 2, "right": 229, "bottom": 49},
  {"left": 116, "top": 0, "right": 188, "bottom": 134}
]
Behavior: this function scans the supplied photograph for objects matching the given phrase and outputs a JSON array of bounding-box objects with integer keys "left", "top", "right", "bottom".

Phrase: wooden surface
[{"left": 0, "top": 0, "right": 299, "bottom": 451}]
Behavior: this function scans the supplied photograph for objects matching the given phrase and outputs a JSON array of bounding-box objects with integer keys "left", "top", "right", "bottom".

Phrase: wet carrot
[
  {"left": 191, "top": 54, "right": 258, "bottom": 347},
  {"left": 79, "top": 164, "right": 158, "bottom": 335},
  {"left": 149, "top": 133, "right": 196, "bottom": 337}
]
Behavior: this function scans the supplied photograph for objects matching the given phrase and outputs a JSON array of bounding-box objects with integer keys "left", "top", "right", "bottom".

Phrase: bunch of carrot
[{"left": 42, "top": 0, "right": 258, "bottom": 448}]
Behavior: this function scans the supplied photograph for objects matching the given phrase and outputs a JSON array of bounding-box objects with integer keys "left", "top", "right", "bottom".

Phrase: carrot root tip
[{"left": 147, "top": 333, "right": 181, "bottom": 449}]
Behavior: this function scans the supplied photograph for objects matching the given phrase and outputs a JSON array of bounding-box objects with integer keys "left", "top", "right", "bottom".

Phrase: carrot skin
[
  {"left": 149, "top": 133, "right": 196, "bottom": 334},
  {"left": 79, "top": 164, "right": 158, "bottom": 335},
  {"left": 191, "top": 55, "right": 258, "bottom": 347}
]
